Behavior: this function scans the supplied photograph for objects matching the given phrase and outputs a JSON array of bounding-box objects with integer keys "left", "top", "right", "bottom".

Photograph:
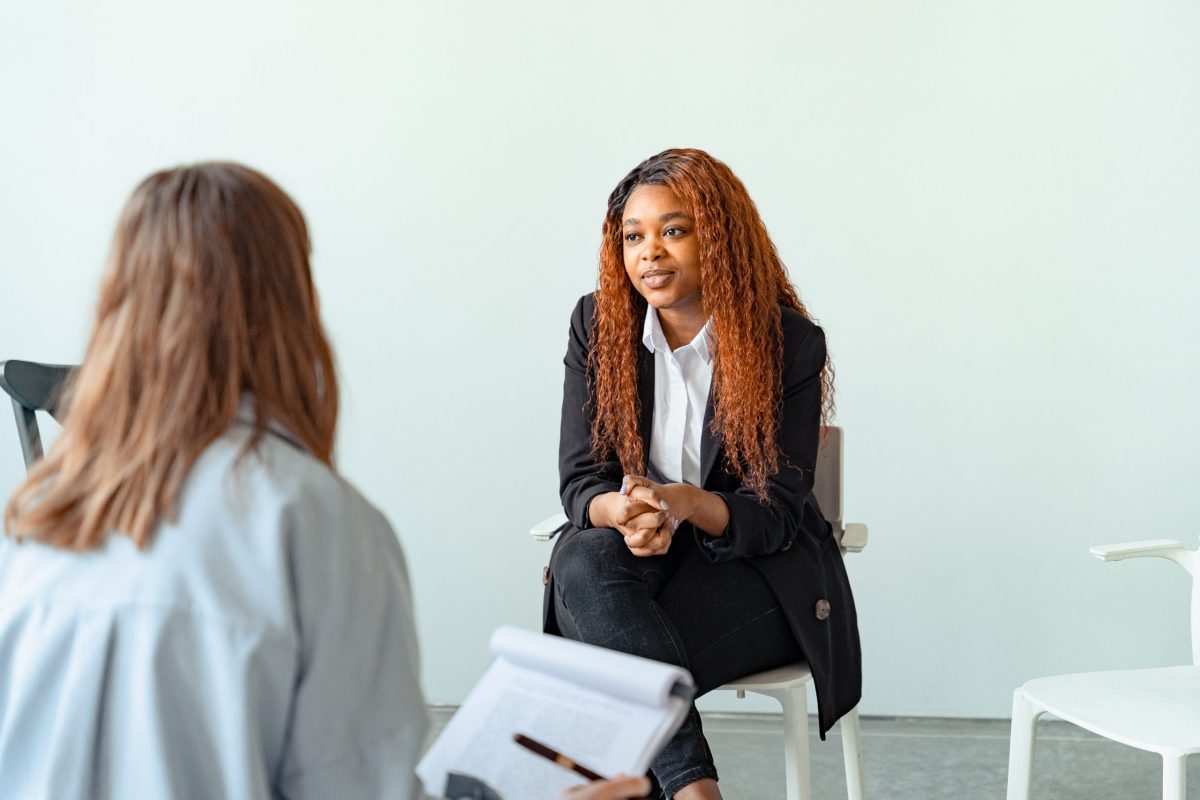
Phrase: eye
[
  {"left": 624, "top": 232, "right": 642, "bottom": 243},
  {"left": 664, "top": 226, "right": 686, "bottom": 237}
]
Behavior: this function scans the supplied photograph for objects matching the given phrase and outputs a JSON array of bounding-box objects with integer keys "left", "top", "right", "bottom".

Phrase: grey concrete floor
[{"left": 428, "top": 708, "right": 1199, "bottom": 799}]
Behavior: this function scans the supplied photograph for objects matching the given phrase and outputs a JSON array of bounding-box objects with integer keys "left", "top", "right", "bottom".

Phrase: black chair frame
[{"left": 0, "top": 360, "right": 74, "bottom": 470}]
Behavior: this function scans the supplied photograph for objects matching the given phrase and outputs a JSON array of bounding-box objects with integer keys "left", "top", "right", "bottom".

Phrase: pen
[{"left": 512, "top": 733, "right": 608, "bottom": 782}]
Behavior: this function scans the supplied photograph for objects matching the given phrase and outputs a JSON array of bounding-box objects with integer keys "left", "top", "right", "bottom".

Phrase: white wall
[{"left": 1, "top": 0, "right": 1197, "bottom": 718}]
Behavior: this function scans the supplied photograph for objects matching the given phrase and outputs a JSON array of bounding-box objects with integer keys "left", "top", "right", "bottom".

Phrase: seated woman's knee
[{"left": 553, "top": 527, "right": 628, "bottom": 586}]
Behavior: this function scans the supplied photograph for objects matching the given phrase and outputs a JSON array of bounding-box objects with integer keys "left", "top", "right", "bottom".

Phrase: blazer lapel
[{"left": 699, "top": 387, "right": 723, "bottom": 487}]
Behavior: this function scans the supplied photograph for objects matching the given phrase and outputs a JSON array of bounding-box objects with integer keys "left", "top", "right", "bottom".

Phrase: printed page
[{"left": 417, "top": 654, "right": 691, "bottom": 799}]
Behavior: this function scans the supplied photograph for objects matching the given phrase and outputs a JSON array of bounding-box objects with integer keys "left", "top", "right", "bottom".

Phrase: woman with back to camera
[
  {"left": 0, "top": 162, "right": 433, "bottom": 799},
  {"left": 0, "top": 163, "right": 648, "bottom": 800},
  {"left": 545, "top": 149, "right": 863, "bottom": 799}
]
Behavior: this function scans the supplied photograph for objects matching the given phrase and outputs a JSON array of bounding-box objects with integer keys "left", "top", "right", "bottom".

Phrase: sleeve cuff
[
  {"left": 576, "top": 483, "right": 620, "bottom": 529},
  {"left": 695, "top": 526, "right": 736, "bottom": 561}
]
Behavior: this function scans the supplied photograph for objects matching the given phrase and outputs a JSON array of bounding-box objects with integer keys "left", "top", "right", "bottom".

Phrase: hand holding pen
[
  {"left": 558, "top": 775, "right": 652, "bottom": 799},
  {"left": 515, "top": 734, "right": 652, "bottom": 799}
]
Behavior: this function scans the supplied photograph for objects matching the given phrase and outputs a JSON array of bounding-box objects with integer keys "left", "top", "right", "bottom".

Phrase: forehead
[{"left": 622, "top": 184, "right": 687, "bottom": 223}]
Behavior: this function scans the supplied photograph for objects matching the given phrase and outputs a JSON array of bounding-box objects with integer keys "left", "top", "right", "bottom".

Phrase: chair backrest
[
  {"left": 813, "top": 425, "right": 843, "bottom": 535},
  {"left": 0, "top": 360, "right": 75, "bottom": 470}
]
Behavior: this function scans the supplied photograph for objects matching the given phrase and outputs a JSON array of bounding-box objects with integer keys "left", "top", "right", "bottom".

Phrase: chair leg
[
  {"left": 839, "top": 706, "right": 866, "bottom": 800},
  {"left": 1162, "top": 754, "right": 1186, "bottom": 800},
  {"left": 1006, "top": 689, "right": 1044, "bottom": 800},
  {"left": 775, "top": 687, "right": 813, "bottom": 800}
]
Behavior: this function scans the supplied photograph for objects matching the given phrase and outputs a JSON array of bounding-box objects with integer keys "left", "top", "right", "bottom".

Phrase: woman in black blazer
[{"left": 544, "top": 149, "right": 862, "bottom": 800}]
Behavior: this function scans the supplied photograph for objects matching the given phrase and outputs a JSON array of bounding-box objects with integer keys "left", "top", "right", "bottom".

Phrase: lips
[{"left": 641, "top": 269, "right": 675, "bottom": 289}]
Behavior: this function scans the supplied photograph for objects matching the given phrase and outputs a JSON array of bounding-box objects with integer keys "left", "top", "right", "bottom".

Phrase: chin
[
  {"left": 650, "top": 291, "right": 696, "bottom": 311},
  {"left": 631, "top": 283, "right": 700, "bottom": 311},
  {"left": 641, "top": 294, "right": 675, "bottom": 310},
  {"left": 642, "top": 293, "right": 670, "bottom": 308}
]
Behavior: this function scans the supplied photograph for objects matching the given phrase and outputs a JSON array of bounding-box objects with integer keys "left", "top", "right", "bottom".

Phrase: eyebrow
[{"left": 623, "top": 211, "right": 692, "bottom": 228}]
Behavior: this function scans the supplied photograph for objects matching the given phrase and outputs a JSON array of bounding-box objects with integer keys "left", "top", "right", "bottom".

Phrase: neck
[{"left": 657, "top": 304, "right": 707, "bottom": 351}]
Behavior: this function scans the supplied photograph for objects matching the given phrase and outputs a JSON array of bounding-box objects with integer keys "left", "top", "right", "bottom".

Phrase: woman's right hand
[
  {"left": 558, "top": 775, "right": 653, "bottom": 799},
  {"left": 590, "top": 490, "right": 674, "bottom": 557},
  {"left": 589, "top": 491, "right": 668, "bottom": 537}
]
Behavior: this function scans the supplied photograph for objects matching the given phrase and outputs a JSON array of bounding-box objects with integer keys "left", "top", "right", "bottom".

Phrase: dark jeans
[{"left": 551, "top": 526, "right": 803, "bottom": 798}]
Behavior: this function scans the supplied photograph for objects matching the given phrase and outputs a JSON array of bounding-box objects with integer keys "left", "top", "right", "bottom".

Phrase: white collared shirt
[{"left": 643, "top": 307, "right": 715, "bottom": 487}]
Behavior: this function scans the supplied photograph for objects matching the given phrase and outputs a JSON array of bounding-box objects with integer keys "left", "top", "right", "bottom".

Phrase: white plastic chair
[
  {"left": 533, "top": 426, "right": 868, "bottom": 800},
  {"left": 1006, "top": 538, "right": 1200, "bottom": 800}
]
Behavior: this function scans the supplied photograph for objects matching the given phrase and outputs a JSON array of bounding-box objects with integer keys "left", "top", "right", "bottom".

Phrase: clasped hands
[{"left": 590, "top": 475, "right": 695, "bottom": 557}]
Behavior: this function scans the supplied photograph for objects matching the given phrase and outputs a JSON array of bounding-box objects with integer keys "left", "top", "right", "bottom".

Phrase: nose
[{"left": 641, "top": 237, "right": 664, "bottom": 262}]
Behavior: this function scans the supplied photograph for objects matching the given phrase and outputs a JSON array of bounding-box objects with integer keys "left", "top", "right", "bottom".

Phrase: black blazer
[{"left": 543, "top": 293, "right": 862, "bottom": 738}]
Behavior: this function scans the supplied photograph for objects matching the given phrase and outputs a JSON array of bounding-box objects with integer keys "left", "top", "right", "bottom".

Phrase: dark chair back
[{"left": 0, "top": 360, "right": 76, "bottom": 470}]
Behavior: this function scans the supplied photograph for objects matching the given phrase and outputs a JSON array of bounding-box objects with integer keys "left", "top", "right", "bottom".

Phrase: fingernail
[
  {"left": 660, "top": 500, "right": 669, "bottom": 511},
  {"left": 619, "top": 481, "right": 628, "bottom": 495}
]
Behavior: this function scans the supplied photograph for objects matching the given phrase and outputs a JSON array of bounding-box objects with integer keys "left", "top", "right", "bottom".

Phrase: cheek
[
  {"left": 682, "top": 247, "right": 703, "bottom": 285},
  {"left": 623, "top": 250, "right": 639, "bottom": 279}
]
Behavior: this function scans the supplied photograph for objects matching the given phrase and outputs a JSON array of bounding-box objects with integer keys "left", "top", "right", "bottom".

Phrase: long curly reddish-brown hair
[{"left": 589, "top": 148, "right": 833, "bottom": 498}]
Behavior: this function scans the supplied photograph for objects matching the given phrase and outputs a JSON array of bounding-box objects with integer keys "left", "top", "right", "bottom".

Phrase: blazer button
[
  {"left": 542, "top": 566, "right": 550, "bottom": 586},
  {"left": 815, "top": 599, "right": 831, "bottom": 620}
]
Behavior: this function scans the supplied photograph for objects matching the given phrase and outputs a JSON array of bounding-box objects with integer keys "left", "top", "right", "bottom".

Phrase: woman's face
[{"left": 621, "top": 184, "right": 702, "bottom": 314}]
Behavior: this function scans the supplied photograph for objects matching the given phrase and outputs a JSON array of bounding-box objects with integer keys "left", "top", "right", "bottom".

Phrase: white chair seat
[
  {"left": 724, "top": 662, "right": 813, "bottom": 692},
  {"left": 1020, "top": 665, "right": 1200, "bottom": 753}
]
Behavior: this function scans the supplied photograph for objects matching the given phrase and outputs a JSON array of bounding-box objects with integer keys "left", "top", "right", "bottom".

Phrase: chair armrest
[
  {"left": 1090, "top": 539, "right": 1198, "bottom": 577},
  {"left": 1090, "top": 539, "right": 1184, "bottom": 561},
  {"left": 531, "top": 512, "right": 570, "bottom": 542},
  {"left": 840, "top": 522, "right": 868, "bottom": 554}
]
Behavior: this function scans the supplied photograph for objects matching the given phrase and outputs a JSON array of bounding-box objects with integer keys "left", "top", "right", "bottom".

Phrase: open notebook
[{"left": 417, "top": 626, "right": 694, "bottom": 799}]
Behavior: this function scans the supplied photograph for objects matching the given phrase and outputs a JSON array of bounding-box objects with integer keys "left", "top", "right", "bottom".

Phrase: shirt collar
[
  {"left": 235, "top": 395, "right": 310, "bottom": 453},
  {"left": 641, "top": 307, "right": 715, "bottom": 364}
]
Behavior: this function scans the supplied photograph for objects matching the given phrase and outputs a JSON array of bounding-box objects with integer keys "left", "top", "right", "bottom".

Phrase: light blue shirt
[{"left": 0, "top": 420, "right": 427, "bottom": 799}]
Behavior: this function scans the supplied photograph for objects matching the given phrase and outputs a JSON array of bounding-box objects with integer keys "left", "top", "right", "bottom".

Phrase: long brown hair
[
  {"left": 590, "top": 148, "right": 833, "bottom": 497},
  {"left": 5, "top": 162, "right": 338, "bottom": 549}
]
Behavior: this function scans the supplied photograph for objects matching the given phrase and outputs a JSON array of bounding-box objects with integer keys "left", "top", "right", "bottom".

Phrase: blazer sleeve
[
  {"left": 559, "top": 295, "right": 623, "bottom": 529},
  {"left": 700, "top": 320, "right": 828, "bottom": 561}
]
